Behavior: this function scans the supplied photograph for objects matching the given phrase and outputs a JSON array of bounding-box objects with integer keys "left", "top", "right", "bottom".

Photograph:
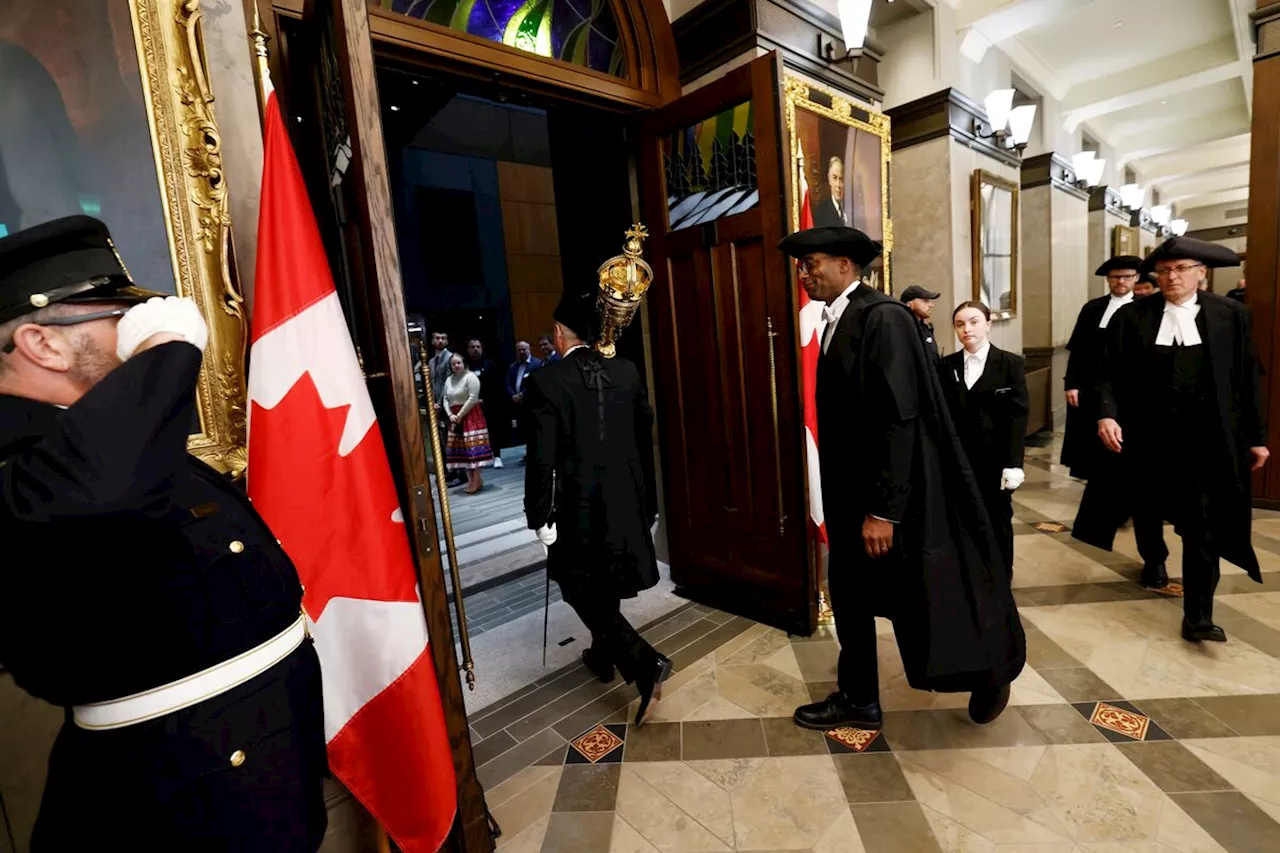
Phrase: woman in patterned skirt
[{"left": 442, "top": 354, "right": 493, "bottom": 493}]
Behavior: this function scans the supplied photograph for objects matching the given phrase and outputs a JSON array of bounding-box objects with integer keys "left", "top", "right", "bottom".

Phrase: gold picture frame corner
[{"left": 132, "top": 0, "right": 248, "bottom": 476}]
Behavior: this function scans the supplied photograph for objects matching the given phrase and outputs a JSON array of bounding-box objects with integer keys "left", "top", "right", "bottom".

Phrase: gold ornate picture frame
[
  {"left": 1112, "top": 224, "right": 1139, "bottom": 258},
  {"left": 783, "top": 75, "right": 893, "bottom": 292},
  {"left": 971, "top": 169, "right": 1019, "bottom": 321},
  {"left": 131, "top": 0, "right": 247, "bottom": 473}
]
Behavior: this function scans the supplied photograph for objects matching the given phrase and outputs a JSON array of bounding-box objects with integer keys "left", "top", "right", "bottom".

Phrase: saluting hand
[
  {"left": 1098, "top": 418, "right": 1123, "bottom": 453},
  {"left": 1250, "top": 447, "right": 1271, "bottom": 471},
  {"left": 863, "top": 516, "right": 894, "bottom": 559},
  {"left": 1065, "top": 389, "right": 1079, "bottom": 407}
]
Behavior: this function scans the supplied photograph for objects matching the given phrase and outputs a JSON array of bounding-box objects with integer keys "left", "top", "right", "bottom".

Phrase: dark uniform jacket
[
  {"left": 1073, "top": 291, "right": 1265, "bottom": 579},
  {"left": 0, "top": 344, "right": 326, "bottom": 852},
  {"left": 941, "top": 345, "right": 1029, "bottom": 496},
  {"left": 523, "top": 347, "right": 659, "bottom": 599},
  {"left": 817, "top": 285, "right": 1025, "bottom": 692},
  {"left": 1061, "top": 294, "right": 1114, "bottom": 478}
]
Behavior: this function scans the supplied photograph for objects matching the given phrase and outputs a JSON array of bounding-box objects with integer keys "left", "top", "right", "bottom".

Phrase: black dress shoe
[
  {"left": 1182, "top": 620, "right": 1227, "bottom": 643},
  {"left": 968, "top": 683, "right": 1011, "bottom": 725},
  {"left": 792, "top": 693, "right": 882, "bottom": 731},
  {"left": 634, "top": 654, "right": 673, "bottom": 726},
  {"left": 1140, "top": 563, "right": 1169, "bottom": 589},
  {"left": 582, "top": 648, "right": 615, "bottom": 684}
]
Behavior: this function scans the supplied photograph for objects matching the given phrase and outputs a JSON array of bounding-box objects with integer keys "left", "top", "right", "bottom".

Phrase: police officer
[
  {"left": 0, "top": 217, "right": 326, "bottom": 851},
  {"left": 900, "top": 284, "right": 941, "bottom": 361}
]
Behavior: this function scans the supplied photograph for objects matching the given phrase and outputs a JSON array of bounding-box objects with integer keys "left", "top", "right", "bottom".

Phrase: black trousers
[
  {"left": 558, "top": 576, "right": 656, "bottom": 684},
  {"left": 828, "top": 543, "right": 881, "bottom": 705},
  {"left": 1133, "top": 507, "right": 1170, "bottom": 567}
]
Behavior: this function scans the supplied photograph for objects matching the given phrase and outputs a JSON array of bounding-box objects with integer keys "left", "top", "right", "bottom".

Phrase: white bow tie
[
  {"left": 1156, "top": 301, "right": 1202, "bottom": 346},
  {"left": 822, "top": 306, "right": 838, "bottom": 324}
]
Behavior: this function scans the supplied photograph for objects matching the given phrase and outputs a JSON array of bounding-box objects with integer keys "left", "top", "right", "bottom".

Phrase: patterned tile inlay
[
  {"left": 1090, "top": 702, "right": 1151, "bottom": 741},
  {"left": 1033, "top": 521, "right": 1069, "bottom": 533},
  {"left": 568, "top": 724, "right": 625, "bottom": 763},
  {"left": 825, "top": 726, "right": 887, "bottom": 753},
  {"left": 1154, "top": 583, "right": 1185, "bottom": 597}
]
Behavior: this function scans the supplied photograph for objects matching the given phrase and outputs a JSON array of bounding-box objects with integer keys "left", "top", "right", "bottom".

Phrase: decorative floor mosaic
[{"left": 466, "top": 434, "right": 1280, "bottom": 852}]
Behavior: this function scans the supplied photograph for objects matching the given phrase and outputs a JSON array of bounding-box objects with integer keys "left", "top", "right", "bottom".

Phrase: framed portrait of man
[
  {"left": 783, "top": 76, "right": 892, "bottom": 292},
  {"left": 0, "top": 0, "right": 246, "bottom": 473}
]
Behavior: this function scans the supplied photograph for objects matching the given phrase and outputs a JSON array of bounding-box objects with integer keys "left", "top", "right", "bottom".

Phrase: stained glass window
[
  {"left": 378, "top": 0, "right": 626, "bottom": 77},
  {"left": 661, "top": 101, "right": 758, "bottom": 231}
]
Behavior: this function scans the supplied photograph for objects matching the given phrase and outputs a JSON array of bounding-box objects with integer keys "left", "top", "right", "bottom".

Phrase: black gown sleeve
[
  {"left": 1063, "top": 305, "right": 1092, "bottom": 391},
  {"left": 522, "top": 372, "right": 558, "bottom": 530},
  {"left": 1095, "top": 312, "right": 1129, "bottom": 422},
  {"left": 1238, "top": 306, "right": 1266, "bottom": 447},
  {"left": 862, "top": 305, "right": 920, "bottom": 522},
  {"left": 1004, "top": 353, "right": 1030, "bottom": 468},
  {"left": 1, "top": 342, "right": 202, "bottom": 521},
  {"left": 634, "top": 375, "right": 659, "bottom": 523}
]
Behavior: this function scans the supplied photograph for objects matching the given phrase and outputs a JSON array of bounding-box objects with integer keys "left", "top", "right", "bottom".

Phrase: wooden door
[
  {"left": 637, "top": 53, "right": 814, "bottom": 635},
  {"left": 291, "top": 2, "right": 492, "bottom": 850}
]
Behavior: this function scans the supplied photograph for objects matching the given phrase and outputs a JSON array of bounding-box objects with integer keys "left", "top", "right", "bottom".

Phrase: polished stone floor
[{"left": 473, "top": 436, "right": 1280, "bottom": 853}]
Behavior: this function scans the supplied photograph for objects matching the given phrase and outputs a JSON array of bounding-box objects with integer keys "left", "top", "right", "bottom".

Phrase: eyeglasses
[
  {"left": 1153, "top": 263, "right": 1205, "bottom": 280},
  {"left": 797, "top": 258, "right": 824, "bottom": 275},
  {"left": 1, "top": 308, "right": 129, "bottom": 354},
  {"left": 1106, "top": 273, "right": 1139, "bottom": 282}
]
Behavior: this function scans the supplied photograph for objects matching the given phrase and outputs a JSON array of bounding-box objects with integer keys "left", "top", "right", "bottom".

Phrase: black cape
[
  {"left": 1072, "top": 291, "right": 1265, "bottom": 580},
  {"left": 523, "top": 347, "right": 660, "bottom": 598},
  {"left": 1060, "top": 294, "right": 1113, "bottom": 478},
  {"left": 818, "top": 287, "right": 1025, "bottom": 692}
]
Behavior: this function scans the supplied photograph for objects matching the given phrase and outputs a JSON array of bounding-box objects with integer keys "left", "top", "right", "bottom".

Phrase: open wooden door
[
  {"left": 637, "top": 53, "right": 814, "bottom": 635},
  {"left": 290, "top": 1, "right": 493, "bottom": 850}
]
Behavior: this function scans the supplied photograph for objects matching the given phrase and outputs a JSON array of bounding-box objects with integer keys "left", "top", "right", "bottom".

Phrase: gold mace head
[{"left": 595, "top": 223, "right": 653, "bottom": 358}]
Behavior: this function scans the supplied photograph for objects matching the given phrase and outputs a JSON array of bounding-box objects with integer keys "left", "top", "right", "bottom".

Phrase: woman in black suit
[{"left": 943, "top": 301, "right": 1030, "bottom": 573}]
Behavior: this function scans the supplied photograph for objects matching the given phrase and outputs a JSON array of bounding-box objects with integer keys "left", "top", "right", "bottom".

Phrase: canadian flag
[
  {"left": 796, "top": 149, "right": 826, "bottom": 542},
  {"left": 246, "top": 74, "right": 457, "bottom": 851}
]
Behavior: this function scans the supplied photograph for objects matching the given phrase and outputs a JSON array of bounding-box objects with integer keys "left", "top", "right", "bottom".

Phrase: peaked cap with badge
[
  {"left": 0, "top": 215, "right": 164, "bottom": 325},
  {"left": 777, "top": 226, "right": 884, "bottom": 269}
]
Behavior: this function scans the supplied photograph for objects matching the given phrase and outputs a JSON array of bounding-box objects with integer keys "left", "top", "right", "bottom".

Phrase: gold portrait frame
[
  {"left": 782, "top": 74, "right": 893, "bottom": 292},
  {"left": 130, "top": 0, "right": 247, "bottom": 474},
  {"left": 1112, "top": 224, "right": 1140, "bottom": 258},
  {"left": 971, "top": 169, "right": 1020, "bottom": 321}
]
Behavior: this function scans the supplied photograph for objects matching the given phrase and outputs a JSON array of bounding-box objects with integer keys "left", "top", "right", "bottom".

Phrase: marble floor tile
[
  {"left": 716, "top": 626, "right": 793, "bottom": 668},
  {"left": 761, "top": 716, "right": 829, "bottom": 756},
  {"left": 681, "top": 719, "right": 768, "bottom": 760},
  {"left": 1113, "top": 741, "right": 1233, "bottom": 794},
  {"left": 1010, "top": 667, "right": 1070, "bottom": 706},
  {"left": 1012, "top": 537, "right": 1131, "bottom": 589},
  {"left": 554, "top": 764, "right": 621, "bottom": 811},
  {"left": 1189, "top": 695, "right": 1280, "bottom": 735},
  {"left": 729, "top": 756, "right": 853, "bottom": 851},
  {"left": 614, "top": 764, "right": 732, "bottom": 852},
  {"left": 624, "top": 722, "right": 682, "bottom": 762},
  {"left": 1215, "top": 592, "right": 1280, "bottom": 629},
  {"left": 1181, "top": 737, "right": 1280, "bottom": 815},
  {"left": 762, "top": 644, "right": 806, "bottom": 681},
  {"left": 609, "top": 815, "right": 663, "bottom": 853},
  {"left": 848, "top": 802, "right": 943, "bottom": 853},
  {"left": 1167, "top": 792, "right": 1279, "bottom": 853},
  {"left": 1015, "top": 704, "right": 1108, "bottom": 745},
  {"left": 1034, "top": 667, "right": 1124, "bottom": 703},
  {"left": 487, "top": 765, "right": 562, "bottom": 849},
  {"left": 791, "top": 641, "right": 841, "bottom": 684},
  {"left": 495, "top": 814, "right": 550, "bottom": 853},
  {"left": 714, "top": 662, "right": 813, "bottom": 718},
  {"left": 1025, "top": 629, "right": 1083, "bottom": 671},
  {"left": 1134, "top": 698, "right": 1241, "bottom": 739},
  {"left": 883, "top": 708, "right": 1046, "bottom": 752},
  {"left": 831, "top": 752, "right": 914, "bottom": 803},
  {"left": 626, "top": 762, "right": 735, "bottom": 847},
  {"left": 541, "top": 811, "right": 618, "bottom": 853}
]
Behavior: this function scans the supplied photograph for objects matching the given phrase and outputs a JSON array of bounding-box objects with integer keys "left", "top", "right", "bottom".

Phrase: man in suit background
[
  {"left": 523, "top": 292, "right": 670, "bottom": 724},
  {"left": 811, "top": 156, "right": 846, "bottom": 228},
  {"left": 780, "top": 226, "right": 1024, "bottom": 733},
  {"left": 467, "top": 338, "right": 506, "bottom": 468},
  {"left": 1077, "top": 237, "right": 1268, "bottom": 642},
  {"left": 506, "top": 340, "right": 542, "bottom": 457},
  {"left": 1063, "top": 257, "right": 1169, "bottom": 585}
]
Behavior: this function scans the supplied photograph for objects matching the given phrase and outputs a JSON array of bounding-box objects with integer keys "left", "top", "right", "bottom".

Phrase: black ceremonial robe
[
  {"left": 523, "top": 347, "right": 660, "bottom": 599},
  {"left": 1061, "top": 295, "right": 1112, "bottom": 478},
  {"left": 1072, "top": 291, "right": 1265, "bottom": 580},
  {"left": 818, "top": 286, "right": 1025, "bottom": 692}
]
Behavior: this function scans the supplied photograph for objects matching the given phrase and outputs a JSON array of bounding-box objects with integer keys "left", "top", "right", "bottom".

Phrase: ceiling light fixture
[
  {"left": 1072, "top": 151, "right": 1096, "bottom": 177},
  {"left": 1170, "top": 219, "right": 1189, "bottom": 236},
  {"left": 837, "top": 0, "right": 874, "bottom": 50},
  {"left": 1007, "top": 104, "right": 1037, "bottom": 147},
  {"left": 1085, "top": 158, "right": 1107, "bottom": 187},
  {"left": 1120, "top": 183, "right": 1145, "bottom": 210}
]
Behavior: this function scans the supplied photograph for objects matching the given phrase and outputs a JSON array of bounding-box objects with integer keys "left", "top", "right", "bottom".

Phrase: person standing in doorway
[
  {"left": 427, "top": 331, "right": 464, "bottom": 487},
  {"left": 1079, "top": 237, "right": 1268, "bottom": 642},
  {"left": 900, "top": 284, "right": 941, "bottom": 361},
  {"left": 466, "top": 338, "right": 505, "bottom": 468},
  {"left": 443, "top": 353, "right": 493, "bottom": 494},
  {"left": 539, "top": 333, "right": 560, "bottom": 364},
  {"left": 523, "top": 291, "right": 671, "bottom": 724},
  {"left": 780, "top": 226, "right": 1024, "bottom": 733},
  {"left": 943, "top": 301, "right": 1029, "bottom": 573},
  {"left": 1063, "top": 257, "right": 1169, "bottom": 585},
  {"left": 506, "top": 340, "right": 542, "bottom": 459}
]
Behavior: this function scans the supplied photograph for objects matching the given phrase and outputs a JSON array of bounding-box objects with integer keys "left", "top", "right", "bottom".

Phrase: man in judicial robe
[
  {"left": 1063, "top": 256, "right": 1169, "bottom": 585},
  {"left": 523, "top": 291, "right": 671, "bottom": 723},
  {"left": 1076, "top": 237, "right": 1268, "bottom": 642},
  {"left": 780, "top": 227, "right": 1025, "bottom": 732},
  {"left": 0, "top": 217, "right": 325, "bottom": 851}
]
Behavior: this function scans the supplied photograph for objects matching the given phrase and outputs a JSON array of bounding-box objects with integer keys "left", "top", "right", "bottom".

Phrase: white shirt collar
[
  {"left": 965, "top": 341, "right": 991, "bottom": 365},
  {"left": 1099, "top": 291, "right": 1134, "bottom": 328},
  {"left": 821, "top": 280, "right": 861, "bottom": 323},
  {"left": 564, "top": 344, "right": 589, "bottom": 357},
  {"left": 1156, "top": 292, "right": 1202, "bottom": 346}
]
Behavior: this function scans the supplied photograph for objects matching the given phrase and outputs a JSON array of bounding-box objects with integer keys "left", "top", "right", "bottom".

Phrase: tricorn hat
[
  {"left": 0, "top": 215, "right": 164, "bottom": 325},
  {"left": 1095, "top": 256, "right": 1144, "bottom": 277},
  {"left": 777, "top": 226, "right": 883, "bottom": 268},
  {"left": 553, "top": 289, "right": 598, "bottom": 342},
  {"left": 1139, "top": 237, "right": 1240, "bottom": 276}
]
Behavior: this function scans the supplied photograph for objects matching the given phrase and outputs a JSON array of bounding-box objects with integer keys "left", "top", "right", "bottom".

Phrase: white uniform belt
[{"left": 72, "top": 615, "right": 308, "bottom": 731}]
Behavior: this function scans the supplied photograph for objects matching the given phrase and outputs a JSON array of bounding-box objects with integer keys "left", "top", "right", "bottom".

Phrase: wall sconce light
[
  {"left": 1070, "top": 152, "right": 1107, "bottom": 188},
  {"left": 1150, "top": 205, "right": 1172, "bottom": 227},
  {"left": 837, "top": 0, "right": 873, "bottom": 51},
  {"left": 1072, "top": 151, "right": 1096, "bottom": 177},
  {"left": 1170, "top": 219, "right": 1189, "bottom": 236},
  {"left": 1008, "top": 105, "right": 1036, "bottom": 148},
  {"left": 976, "top": 90, "right": 1035, "bottom": 154},
  {"left": 1120, "top": 183, "right": 1145, "bottom": 210},
  {"left": 1085, "top": 157, "right": 1107, "bottom": 187}
]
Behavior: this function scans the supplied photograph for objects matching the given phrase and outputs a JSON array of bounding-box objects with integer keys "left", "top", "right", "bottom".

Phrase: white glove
[
  {"left": 1001, "top": 468, "right": 1025, "bottom": 491},
  {"left": 115, "top": 296, "right": 209, "bottom": 361},
  {"left": 536, "top": 524, "right": 557, "bottom": 547}
]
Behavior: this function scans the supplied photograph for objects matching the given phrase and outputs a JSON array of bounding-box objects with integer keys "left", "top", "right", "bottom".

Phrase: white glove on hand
[
  {"left": 536, "top": 524, "right": 557, "bottom": 547},
  {"left": 115, "top": 296, "right": 209, "bottom": 361},
  {"left": 1001, "top": 468, "right": 1025, "bottom": 491}
]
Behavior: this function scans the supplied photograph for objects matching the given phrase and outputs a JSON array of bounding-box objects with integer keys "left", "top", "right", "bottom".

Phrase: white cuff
[{"left": 1000, "top": 468, "right": 1025, "bottom": 491}]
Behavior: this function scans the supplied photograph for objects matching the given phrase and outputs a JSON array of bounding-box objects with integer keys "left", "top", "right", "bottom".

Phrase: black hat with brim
[
  {"left": 1139, "top": 237, "right": 1240, "bottom": 276},
  {"left": 1095, "top": 256, "right": 1144, "bottom": 277},
  {"left": 0, "top": 215, "right": 164, "bottom": 325},
  {"left": 553, "top": 290, "right": 598, "bottom": 342},
  {"left": 900, "top": 285, "right": 941, "bottom": 302},
  {"left": 777, "top": 226, "right": 883, "bottom": 268}
]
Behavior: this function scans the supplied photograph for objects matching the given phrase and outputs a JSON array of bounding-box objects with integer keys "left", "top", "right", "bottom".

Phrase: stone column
[{"left": 1088, "top": 188, "right": 1134, "bottom": 299}]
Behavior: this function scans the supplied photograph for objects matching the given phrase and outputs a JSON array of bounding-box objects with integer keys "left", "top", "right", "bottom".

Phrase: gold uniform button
[
  {"left": 229, "top": 540, "right": 245, "bottom": 554},
  {"left": 230, "top": 750, "right": 246, "bottom": 767}
]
